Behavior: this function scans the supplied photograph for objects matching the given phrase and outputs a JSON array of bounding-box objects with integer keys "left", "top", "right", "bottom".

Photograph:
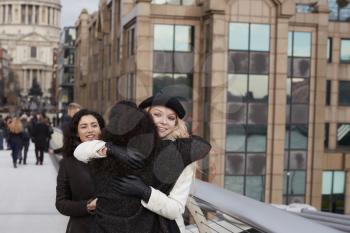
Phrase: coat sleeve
[
  {"left": 73, "top": 140, "right": 107, "bottom": 163},
  {"left": 141, "top": 163, "right": 194, "bottom": 220},
  {"left": 174, "top": 135, "right": 211, "bottom": 163},
  {"left": 55, "top": 160, "right": 90, "bottom": 217}
]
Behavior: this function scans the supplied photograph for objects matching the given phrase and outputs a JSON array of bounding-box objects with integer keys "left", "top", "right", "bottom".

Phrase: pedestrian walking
[
  {"left": 19, "top": 115, "right": 31, "bottom": 165},
  {"left": 55, "top": 109, "right": 105, "bottom": 233},
  {"left": 7, "top": 117, "right": 25, "bottom": 168},
  {"left": 31, "top": 116, "right": 52, "bottom": 165},
  {"left": 0, "top": 114, "right": 5, "bottom": 150}
]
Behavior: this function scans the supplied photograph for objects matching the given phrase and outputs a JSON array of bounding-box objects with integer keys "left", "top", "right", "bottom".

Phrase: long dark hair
[{"left": 62, "top": 109, "right": 105, "bottom": 157}]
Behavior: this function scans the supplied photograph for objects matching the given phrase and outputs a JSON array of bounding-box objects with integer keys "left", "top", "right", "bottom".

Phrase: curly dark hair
[{"left": 62, "top": 109, "right": 105, "bottom": 157}]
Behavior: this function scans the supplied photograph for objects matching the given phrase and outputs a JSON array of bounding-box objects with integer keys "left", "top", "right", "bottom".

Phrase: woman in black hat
[{"left": 74, "top": 94, "right": 211, "bottom": 233}]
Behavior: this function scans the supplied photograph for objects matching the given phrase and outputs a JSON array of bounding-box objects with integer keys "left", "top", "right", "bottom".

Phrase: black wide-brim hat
[{"left": 139, "top": 93, "right": 186, "bottom": 119}]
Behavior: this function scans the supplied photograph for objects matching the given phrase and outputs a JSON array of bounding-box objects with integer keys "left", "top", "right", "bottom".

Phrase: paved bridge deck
[{"left": 0, "top": 142, "right": 68, "bottom": 233}]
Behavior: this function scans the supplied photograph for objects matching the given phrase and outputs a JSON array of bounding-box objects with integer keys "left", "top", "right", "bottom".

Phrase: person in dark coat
[
  {"left": 7, "top": 117, "right": 25, "bottom": 168},
  {"left": 18, "top": 115, "right": 31, "bottom": 165},
  {"left": 74, "top": 97, "right": 211, "bottom": 233},
  {"left": 31, "top": 117, "right": 52, "bottom": 165},
  {"left": 55, "top": 109, "right": 105, "bottom": 233}
]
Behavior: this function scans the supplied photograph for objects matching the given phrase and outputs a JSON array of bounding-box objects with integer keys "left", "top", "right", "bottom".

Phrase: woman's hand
[
  {"left": 111, "top": 175, "right": 151, "bottom": 202},
  {"left": 105, "top": 143, "right": 145, "bottom": 169},
  {"left": 87, "top": 198, "right": 97, "bottom": 214}
]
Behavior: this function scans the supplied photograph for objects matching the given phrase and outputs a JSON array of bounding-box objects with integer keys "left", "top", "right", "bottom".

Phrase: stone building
[
  {"left": 75, "top": 0, "right": 350, "bottom": 214},
  {"left": 0, "top": 0, "right": 61, "bottom": 104}
]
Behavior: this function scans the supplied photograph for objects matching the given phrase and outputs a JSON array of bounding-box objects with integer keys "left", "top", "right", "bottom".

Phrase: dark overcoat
[
  {"left": 56, "top": 156, "right": 95, "bottom": 233},
  {"left": 89, "top": 101, "right": 211, "bottom": 233}
]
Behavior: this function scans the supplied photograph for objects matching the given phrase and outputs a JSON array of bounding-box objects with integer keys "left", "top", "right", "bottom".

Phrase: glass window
[
  {"left": 245, "top": 176, "right": 265, "bottom": 201},
  {"left": 293, "top": 32, "right": 311, "bottom": 57},
  {"left": 326, "top": 80, "right": 331, "bottom": 106},
  {"left": 174, "top": 52, "right": 194, "bottom": 73},
  {"left": 340, "top": 39, "right": 350, "bottom": 62},
  {"left": 322, "top": 171, "right": 332, "bottom": 195},
  {"left": 153, "top": 52, "right": 173, "bottom": 72},
  {"left": 226, "top": 124, "right": 246, "bottom": 152},
  {"left": 31, "top": 47, "right": 37, "bottom": 58},
  {"left": 246, "top": 153, "right": 266, "bottom": 175},
  {"left": 333, "top": 171, "right": 345, "bottom": 194},
  {"left": 229, "top": 23, "right": 249, "bottom": 50},
  {"left": 227, "top": 74, "right": 248, "bottom": 102},
  {"left": 224, "top": 176, "right": 244, "bottom": 194},
  {"left": 325, "top": 123, "right": 329, "bottom": 149},
  {"left": 227, "top": 102, "right": 246, "bottom": 124},
  {"left": 154, "top": 25, "right": 174, "bottom": 51},
  {"left": 291, "top": 78, "right": 309, "bottom": 104},
  {"left": 228, "top": 51, "right": 249, "bottom": 74},
  {"left": 247, "top": 103, "right": 268, "bottom": 124},
  {"left": 338, "top": 81, "right": 350, "bottom": 106},
  {"left": 296, "top": 4, "right": 315, "bottom": 13},
  {"left": 249, "top": 52, "right": 269, "bottom": 74},
  {"left": 288, "top": 151, "right": 307, "bottom": 170},
  {"left": 248, "top": 75, "right": 268, "bottom": 102},
  {"left": 284, "top": 171, "right": 306, "bottom": 195},
  {"left": 292, "top": 58, "right": 310, "bottom": 78},
  {"left": 288, "top": 32, "right": 293, "bottom": 56},
  {"left": 286, "top": 124, "right": 308, "bottom": 150},
  {"left": 246, "top": 125, "right": 267, "bottom": 152},
  {"left": 175, "top": 26, "right": 192, "bottom": 52},
  {"left": 337, "top": 123, "right": 350, "bottom": 148},
  {"left": 327, "top": 38, "right": 332, "bottom": 62},
  {"left": 225, "top": 153, "right": 245, "bottom": 175},
  {"left": 250, "top": 24, "right": 270, "bottom": 51},
  {"left": 291, "top": 104, "right": 309, "bottom": 124}
]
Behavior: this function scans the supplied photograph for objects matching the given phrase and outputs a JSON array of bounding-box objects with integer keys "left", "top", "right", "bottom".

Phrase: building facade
[
  {"left": 74, "top": 0, "right": 350, "bottom": 214},
  {"left": 57, "top": 26, "right": 76, "bottom": 110},
  {"left": 0, "top": 0, "right": 61, "bottom": 107}
]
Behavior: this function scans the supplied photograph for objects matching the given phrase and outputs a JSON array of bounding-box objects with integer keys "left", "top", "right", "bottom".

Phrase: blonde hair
[
  {"left": 8, "top": 117, "right": 23, "bottom": 134},
  {"left": 145, "top": 107, "right": 189, "bottom": 140}
]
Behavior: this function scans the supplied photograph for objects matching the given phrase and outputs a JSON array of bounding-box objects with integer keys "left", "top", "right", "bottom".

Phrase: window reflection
[
  {"left": 175, "top": 26, "right": 193, "bottom": 51},
  {"left": 284, "top": 171, "right": 306, "bottom": 195},
  {"left": 153, "top": 52, "right": 173, "bottom": 72},
  {"left": 154, "top": 25, "right": 173, "bottom": 50},
  {"left": 227, "top": 103, "right": 246, "bottom": 124},
  {"left": 226, "top": 124, "right": 246, "bottom": 152},
  {"left": 328, "top": 0, "right": 350, "bottom": 22},
  {"left": 291, "top": 104, "right": 309, "bottom": 124},
  {"left": 291, "top": 78, "right": 309, "bottom": 104},
  {"left": 248, "top": 103, "right": 268, "bottom": 124},
  {"left": 227, "top": 74, "right": 248, "bottom": 102},
  {"left": 288, "top": 151, "right": 307, "bottom": 169},
  {"left": 229, "top": 23, "right": 249, "bottom": 50},
  {"left": 246, "top": 154, "right": 266, "bottom": 175},
  {"left": 292, "top": 58, "right": 310, "bottom": 77},
  {"left": 338, "top": 81, "right": 350, "bottom": 106},
  {"left": 245, "top": 176, "right": 265, "bottom": 201},
  {"left": 225, "top": 153, "right": 245, "bottom": 175},
  {"left": 322, "top": 171, "right": 345, "bottom": 214},
  {"left": 293, "top": 32, "right": 311, "bottom": 57},
  {"left": 250, "top": 24, "right": 270, "bottom": 51},
  {"left": 246, "top": 125, "right": 267, "bottom": 152},
  {"left": 225, "top": 176, "right": 244, "bottom": 194},
  {"left": 340, "top": 39, "right": 350, "bottom": 62},
  {"left": 249, "top": 52, "right": 269, "bottom": 74},
  {"left": 286, "top": 124, "right": 308, "bottom": 150},
  {"left": 248, "top": 75, "right": 268, "bottom": 102},
  {"left": 228, "top": 51, "right": 249, "bottom": 74},
  {"left": 337, "top": 123, "right": 350, "bottom": 148}
]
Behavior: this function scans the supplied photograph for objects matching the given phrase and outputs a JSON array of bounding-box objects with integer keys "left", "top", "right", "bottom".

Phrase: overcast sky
[{"left": 60, "top": 0, "right": 99, "bottom": 27}]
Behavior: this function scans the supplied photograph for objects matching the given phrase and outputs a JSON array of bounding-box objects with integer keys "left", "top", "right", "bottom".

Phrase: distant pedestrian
[
  {"left": 4, "top": 116, "right": 12, "bottom": 150},
  {"left": 60, "top": 102, "right": 82, "bottom": 131},
  {"left": 0, "top": 114, "right": 5, "bottom": 150},
  {"left": 19, "top": 115, "right": 31, "bottom": 165},
  {"left": 31, "top": 116, "right": 52, "bottom": 165},
  {"left": 7, "top": 118, "right": 25, "bottom": 168}
]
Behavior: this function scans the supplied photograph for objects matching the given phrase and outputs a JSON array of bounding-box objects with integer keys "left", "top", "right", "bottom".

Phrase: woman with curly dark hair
[{"left": 55, "top": 109, "right": 105, "bottom": 233}]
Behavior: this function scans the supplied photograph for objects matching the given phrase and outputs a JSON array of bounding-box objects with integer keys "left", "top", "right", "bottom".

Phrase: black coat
[
  {"left": 89, "top": 101, "right": 211, "bottom": 233},
  {"left": 56, "top": 156, "right": 95, "bottom": 233},
  {"left": 32, "top": 122, "right": 51, "bottom": 150}
]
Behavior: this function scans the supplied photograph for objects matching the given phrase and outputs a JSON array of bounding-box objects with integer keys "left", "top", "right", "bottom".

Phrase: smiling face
[
  {"left": 77, "top": 115, "right": 102, "bottom": 142},
  {"left": 149, "top": 106, "right": 177, "bottom": 139}
]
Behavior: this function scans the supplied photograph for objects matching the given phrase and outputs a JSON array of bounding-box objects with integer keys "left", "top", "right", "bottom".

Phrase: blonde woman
[
  {"left": 7, "top": 117, "right": 25, "bottom": 168},
  {"left": 74, "top": 94, "right": 211, "bottom": 233}
]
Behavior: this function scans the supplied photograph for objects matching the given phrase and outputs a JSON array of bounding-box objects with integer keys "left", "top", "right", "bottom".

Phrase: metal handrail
[{"left": 187, "top": 179, "right": 343, "bottom": 233}]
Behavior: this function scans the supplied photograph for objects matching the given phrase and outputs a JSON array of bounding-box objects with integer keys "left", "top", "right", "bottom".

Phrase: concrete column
[
  {"left": 0, "top": 6, "right": 3, "bottom": 24},
  {"left": 38, "top": 5, "right": 41, "bottom": 24},
  {"left": 25, "top": 4, "right": 28, "bottom": 24},
  {"left": 4, "top": 5, "right": 8, "bottom": 23},
  {"left": 33, "top": 5, "right": 36, "bottom": 24}
]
